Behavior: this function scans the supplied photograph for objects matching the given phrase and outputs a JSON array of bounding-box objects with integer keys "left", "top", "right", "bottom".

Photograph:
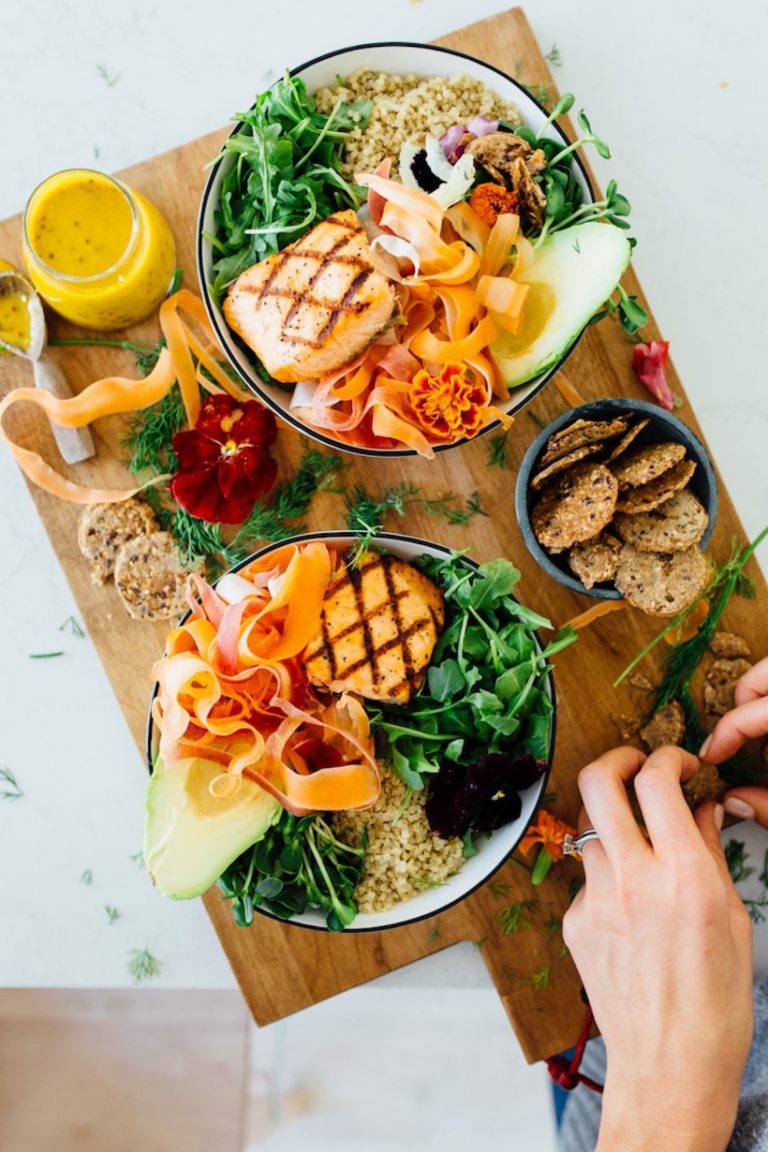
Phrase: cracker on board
[
  {"left": 78, "top": 499, "right": 158, "bottom": 586},
  {"left": 710, "top": 632, "right": 751, "bottom": 659},
  {"left": 611, "top": 442, "right": 687, "bottom": 488},
  {"left": 683, "top": 762, "right": 726, "bottom": 809},
  {"left": 639, "top": 700, "right": 686, "bottom": 751},
  {"left": 614, "top": 543, "right": 709, "bottom": 617},
  {"left": 703, "top": 657, "right": 752, "bottom": 716},
  {"left": 531, "top": 443, "right": 604, "bottom": 490},
  {"left": 531, "top": 462, "right": 619, "bottom": 552},
  {"left": 540, "top": 416, "right": 629, "bottom": 466},
  {"left": 608, "top": 418, "right": 651, "bottom": 462},
  {"left": 114, "top": 531, "right": 198, "bottom": 622},
  {"left": 629, "top": 673, "right": 655, "bottom": 692},
  {"left": 615, "top": 460, "right": 697, "bottom": 514},
  {"left": 568, "top": 532, "right": 622, "bottom": 589},
  {"left": 614, "top": 489, "right": 708, "bottom": 553}
]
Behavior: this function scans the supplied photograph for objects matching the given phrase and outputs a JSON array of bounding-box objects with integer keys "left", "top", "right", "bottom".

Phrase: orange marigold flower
[
  {"left": 519, "top": 810, "right": 577, "bottom": 863},
  {"left": 409, "top": 362, "right": 488, "bottom": 442},
  {"left": 469, "top": 182, "right": 519, "bottom": 227}
]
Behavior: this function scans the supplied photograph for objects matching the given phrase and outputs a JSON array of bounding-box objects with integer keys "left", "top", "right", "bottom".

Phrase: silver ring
[{"left": 563, "top": 828, "right": 601, "bottom": 856}]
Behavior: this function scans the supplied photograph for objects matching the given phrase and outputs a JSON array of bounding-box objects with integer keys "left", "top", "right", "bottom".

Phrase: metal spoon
[{"left": 0, "top": 270, "right": 95, "bottom": 465}]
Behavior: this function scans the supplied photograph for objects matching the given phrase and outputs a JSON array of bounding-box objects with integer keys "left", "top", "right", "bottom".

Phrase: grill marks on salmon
[
  {"left": 304, "top": 553, "right": 445, "bottom": 705},
  {"left": 223, "top": 210, "right": 396, "bottom": 383}
]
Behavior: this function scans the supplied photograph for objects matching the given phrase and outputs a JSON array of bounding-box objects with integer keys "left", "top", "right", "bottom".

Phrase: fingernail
[
  {"left": 724, "top": 797, "right": 755, "bottom": 820},
  {"left": 699, "top": 735, "right": 712, "bottom": 759},
  {"left": 714, "top": 804, "right": 724, "bottom": 831}
]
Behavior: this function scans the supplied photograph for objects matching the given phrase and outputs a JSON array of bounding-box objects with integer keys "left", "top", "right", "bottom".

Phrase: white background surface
[{"left": 1, "top": 0, "right": 767, "bottom": 1001}]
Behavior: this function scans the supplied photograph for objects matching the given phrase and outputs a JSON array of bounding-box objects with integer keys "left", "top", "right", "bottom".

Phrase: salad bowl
[
  {"left": 197, "top": 41, "right": 618, "bottom": 459},
  {"left": 146, "top": 532, "right": 557, "bottom": 932}
]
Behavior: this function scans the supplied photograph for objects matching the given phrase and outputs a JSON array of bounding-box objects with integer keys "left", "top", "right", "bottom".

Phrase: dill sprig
[
  {"left": 127, "top": 946, "right": 161, "bottom": 983},
  {"left": 0, "top": 766, "right": 23, "bottom": 801},
  {"left": 123, "top": 383, "right": 185, "bottom": 477},
  {"left": 497, "top": 899, "right": 537, "bottom": 935},
  {"left": 486, "top": 430, "right": 511, "bottom": 469},
  {"left": 344, "top": 482, "right": 487, "bottom": 566}
]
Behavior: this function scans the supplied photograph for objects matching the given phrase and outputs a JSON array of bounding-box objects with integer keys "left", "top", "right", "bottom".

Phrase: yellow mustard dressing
[
  {"left": 0, "top": 260, "right": 31, "bottom": 352},
  {"left": 23, "top": 169, "right": 176, "bottom": 330}
]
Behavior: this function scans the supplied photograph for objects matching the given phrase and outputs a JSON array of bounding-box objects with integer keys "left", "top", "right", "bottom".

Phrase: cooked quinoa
[
  {"left": 314, "top": 69, "right": 521, "bottom": 178},
  {"left": 331, "top": 769, "right": 465, "bottom": 913}
]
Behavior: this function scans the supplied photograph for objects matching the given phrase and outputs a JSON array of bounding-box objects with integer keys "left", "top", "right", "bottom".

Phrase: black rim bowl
[
  {"left": 514, "top": 397, "right": 719, "bottom": 601},
  {"left": 195, "top": 41, "right": 596, "bottom": 459},
  {"left": 145, "top": 531, "right": 557, "bottom": 933}
]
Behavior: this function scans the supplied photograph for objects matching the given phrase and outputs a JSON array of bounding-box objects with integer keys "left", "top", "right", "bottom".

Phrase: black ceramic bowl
[{"left": 515, "top": 397, "right": 719, "bottom": 600}]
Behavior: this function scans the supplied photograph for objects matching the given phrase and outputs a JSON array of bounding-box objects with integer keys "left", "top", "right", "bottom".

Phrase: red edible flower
[
  {"left": 170, "top": 394, "right": 278, "bottom": 524},
  {"left": 632, "top": 339, "right": 674, "bottom": 412}
]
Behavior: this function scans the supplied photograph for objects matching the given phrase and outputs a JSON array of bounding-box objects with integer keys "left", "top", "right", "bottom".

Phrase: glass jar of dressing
[{"left": 23, "top": 169, "right": 176, "bottom": 330}]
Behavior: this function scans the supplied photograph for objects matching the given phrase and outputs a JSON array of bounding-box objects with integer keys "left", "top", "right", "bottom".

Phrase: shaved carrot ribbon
[
  {"left": 563, "top": 600, "right": 627, "bottom": 631},
  {"left": 153, "top": 543, "right": 380, "bottom": 816},
  {"left": 554, "top": 371, "right": 587, "bottom": 409},
  {"left": 411, "top": 315, "right": 498, "bottom": 364},
  {"left": 0, "top": 289, "right": 251, "bottom": 505}
]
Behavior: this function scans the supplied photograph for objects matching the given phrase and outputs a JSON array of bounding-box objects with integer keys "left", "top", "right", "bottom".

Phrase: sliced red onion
[
  {"left": 466, "top": 115, "right": 499, "bottom": 137},
  {"left": 439, "top": 123, "right": 467, "bottom": 163}
]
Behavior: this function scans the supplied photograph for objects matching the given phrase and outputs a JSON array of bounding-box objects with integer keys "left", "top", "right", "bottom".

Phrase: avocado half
[
  {"left": 492, "top": 221, "right": 633, "bottom": 390},
  {"left": 144, "top": 756, "right": 281, "bottom": 900}
]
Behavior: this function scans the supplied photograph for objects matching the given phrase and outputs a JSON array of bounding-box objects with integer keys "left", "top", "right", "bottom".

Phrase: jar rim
[{"left": 23, "top": 168, "right": 140, "bottom": 285}]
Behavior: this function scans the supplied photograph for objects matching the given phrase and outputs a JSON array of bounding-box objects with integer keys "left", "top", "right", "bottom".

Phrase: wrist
[{"left": 597, "top": 1076, "right": 737, "bottom": 1152}]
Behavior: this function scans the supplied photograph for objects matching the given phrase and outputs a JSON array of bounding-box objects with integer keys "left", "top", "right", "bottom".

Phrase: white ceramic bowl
[
  {"left": 197, "top": 42, "right": 594, "bottom": 458},
  {"left": 146, "top": 531, "right": 556, "bottom": 932}
]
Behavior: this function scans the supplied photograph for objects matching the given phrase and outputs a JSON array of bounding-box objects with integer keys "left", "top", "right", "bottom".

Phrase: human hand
[
  {"left": 701, "top": 654, "right": 768, "bottom": 826},
  {"left": 563, "top": 746, "right": 754, "bottom": 1152}
]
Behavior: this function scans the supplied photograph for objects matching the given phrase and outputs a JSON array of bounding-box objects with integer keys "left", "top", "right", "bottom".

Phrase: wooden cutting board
[{"left": 1, "top": 7, "right": 766, "bottom": 1064}]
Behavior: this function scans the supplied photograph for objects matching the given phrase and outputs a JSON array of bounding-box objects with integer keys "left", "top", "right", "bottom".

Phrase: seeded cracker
[
  {"left": 78, "top": 499, "right": 159, "bottom": 585},
  {"left": 540, "top": 417, "right": 629, "bottom": 466},
  {"left": 611, "top": 442, "right": 686, "bottom": 488},
  {"left": 639, "top": 700, "right": 686, "bottom": 750},
  {"left": 568, "top": 532, "right": 622, "bottom": 589},
  {"left": 531, "top": 462, "right": 619, "bottom": 552},
  {"left": 710, "top": 631, "right": 751, "bottom": 659},
  {"left": 614, "top": 489, "right": 708, "bottom": 553},
  {"left": 531, "top": 442, "right": 604, "bottom": 490},
  {"left": 703, "top": 657, "right": 752, "bottom": 716},
  {"left": 114, "top": 531, "right": 198, "bottom": 622},
  {"left": 614, "top": 543, "right": 709, "bottom": 616},
  {"left": 683, "top": 762, "right": 726, "bottom": 808},
  {"left": 608, "top": 418, "right": 651, "bottom": 462},
  {"left": 615, "top": 460, "right": 697, "bottom": 514}
]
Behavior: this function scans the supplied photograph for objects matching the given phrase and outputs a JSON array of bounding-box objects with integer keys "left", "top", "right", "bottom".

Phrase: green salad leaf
[
  {"left": 217, "top": 811, "right": 366, "bottom": 932},
  {"left": 207, "top": 72, "right": 371, "bottom": 301},
  {"left": 368, "top": 553, "right": 576, "bottom": 791}
]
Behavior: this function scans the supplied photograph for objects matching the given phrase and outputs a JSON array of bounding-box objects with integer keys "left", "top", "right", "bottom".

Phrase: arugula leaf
[
  {"left": 427, "top": 659, "right": 467, "bottom": 701},
  {"left": 468, "top": 559, "right": 521, "bottom": 611}
]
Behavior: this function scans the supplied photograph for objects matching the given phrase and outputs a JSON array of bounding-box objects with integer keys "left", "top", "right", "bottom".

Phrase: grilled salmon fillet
[
  {"left": 223, "top": 210, "right": 396, "bottom": 384},
  {"left": 304, "top": 552, "right": 445, "bottom": 705}
]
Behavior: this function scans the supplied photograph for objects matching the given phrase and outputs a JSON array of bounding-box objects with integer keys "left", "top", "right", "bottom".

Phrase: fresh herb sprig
[
  {"left": 127, "top": 947, "right": 161, "bottom": 983},
  {"left": 344, "top": 483, "right": 487, "bottom": 567},
  {"left": 207, "top": 72, "right": 371, "bottom": 299},
  {"left": 217, "top": 811, "right": 365, "bottom": 932},
  {"left": 0, "top": 767, "right": 23, "bottom": 801}
]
